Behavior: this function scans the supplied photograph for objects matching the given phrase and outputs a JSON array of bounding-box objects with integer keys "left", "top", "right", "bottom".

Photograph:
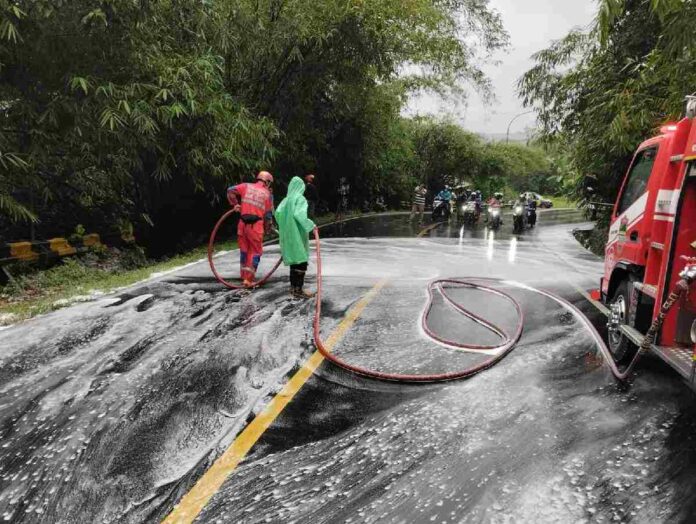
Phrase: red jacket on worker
[
  {"left": 227, "top": 176, "right": 274, "bottom": 285},
  {"left": 227, "top": 181, "right": 274, "bottom": 224}
]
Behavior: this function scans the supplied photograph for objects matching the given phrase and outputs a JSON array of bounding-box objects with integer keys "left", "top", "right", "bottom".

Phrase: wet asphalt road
[{"left": 2, "top": 212, "right": 696, "bottom": 523}]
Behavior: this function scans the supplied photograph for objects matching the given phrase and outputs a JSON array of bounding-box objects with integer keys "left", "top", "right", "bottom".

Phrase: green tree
[
  {"left": 519, "top": 0, "right": 696, "bottom": 205},
  {"left": 0, "top": 0, "right": 509, "bottom": 249},
  {"left": 0, "top": 0, "right": 277, "bottom": 245}
]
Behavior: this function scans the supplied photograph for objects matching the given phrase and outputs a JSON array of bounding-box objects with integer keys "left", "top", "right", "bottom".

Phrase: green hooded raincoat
[{"left": 274, "top": 177, "right": 316, "bottom": 266}]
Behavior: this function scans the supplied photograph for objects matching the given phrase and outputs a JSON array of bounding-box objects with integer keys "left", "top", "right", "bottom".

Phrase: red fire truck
[{"left": 601, "top": 99, "right": 696, "bottom": 382}]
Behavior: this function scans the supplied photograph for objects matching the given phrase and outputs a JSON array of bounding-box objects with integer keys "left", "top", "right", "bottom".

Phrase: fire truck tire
[{"left": 608, "top": 278, "right": 639, "bottom": 362}]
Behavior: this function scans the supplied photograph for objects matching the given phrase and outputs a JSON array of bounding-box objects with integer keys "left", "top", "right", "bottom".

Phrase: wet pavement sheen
[{"left": 2, "top": 212, "right": 696, "bottom": 523}]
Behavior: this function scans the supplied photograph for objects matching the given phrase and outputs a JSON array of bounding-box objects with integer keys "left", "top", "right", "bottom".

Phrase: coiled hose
[{"left": 208, "top": 209, "right": 282, "bottom": 290}]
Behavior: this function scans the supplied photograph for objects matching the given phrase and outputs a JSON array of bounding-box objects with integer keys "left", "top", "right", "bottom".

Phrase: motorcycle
[
  {"left": 487, "top": 206, "right": 502, "bottom": 229},
  {"left": 512, "top": 202, "right": 527, "bottom": 233},
  {"left": 432, "top": 198, "right": 450, "bottom": 221},
  {"left": 461, "top": 201, "right": 479, "bottom": 224}
]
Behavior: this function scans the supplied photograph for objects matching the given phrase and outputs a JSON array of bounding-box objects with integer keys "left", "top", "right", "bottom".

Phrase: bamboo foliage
[
  {"left": 519, "top": 0, "right": 696, "bottom": 203},
  {"left": 0, "top": 0, "right": 507, "bottom": 246}
]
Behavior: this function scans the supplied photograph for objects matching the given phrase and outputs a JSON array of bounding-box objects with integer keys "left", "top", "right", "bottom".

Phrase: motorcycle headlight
[
  {"left": 490, "top": 209, "right": 499, "bottom": 216},
  {"left": 514, "top": 206, "right": 523, "bottom": 214}
]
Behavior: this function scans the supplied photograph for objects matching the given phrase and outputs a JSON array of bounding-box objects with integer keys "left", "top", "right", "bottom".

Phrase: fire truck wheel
[{"left": 608, "top": 279, "right": 638, "bottom": 362}]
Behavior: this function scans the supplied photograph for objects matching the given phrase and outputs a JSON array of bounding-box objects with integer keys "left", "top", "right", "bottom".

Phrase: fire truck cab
[{"left": 602, "top": 102, "right": 696, "bottom": 383}]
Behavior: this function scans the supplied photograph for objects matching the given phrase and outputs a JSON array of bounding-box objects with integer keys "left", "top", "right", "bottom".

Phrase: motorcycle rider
[
  {"left": 512, "top": 193, "right": 528, "bottom": 232},
  {"left": 436, "top": 185, "right": 453, "bottom": 203},
  {"left": 455, "top": 188, "right": 469, "bottom": 208},
  {"left": 526, "top": 194, "right": 538, "bottom": 227},
  {"left": 485, "top": 192, "right": 503, "bottom": 223},
  {"left": 227, "top": 171, "right": 275, "bottom": 288},
  {"left": 433, "top": 185, "right": 453, "bottom": 219},
  {"left": 469, "top": 190, "right": 483, "bottom": 216},
  {"left": 487, "top": 192, "right": 503, "bottom": 207}
]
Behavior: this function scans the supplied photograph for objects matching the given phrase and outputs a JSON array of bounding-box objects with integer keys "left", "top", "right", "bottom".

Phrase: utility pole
[{"left": 506, "top": 110, "right": 535, "bottom": 143}]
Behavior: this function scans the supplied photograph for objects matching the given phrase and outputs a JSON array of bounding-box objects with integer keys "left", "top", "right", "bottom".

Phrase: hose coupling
[{"left": 680, "top": 264, "right": 696, "bottom": 283}]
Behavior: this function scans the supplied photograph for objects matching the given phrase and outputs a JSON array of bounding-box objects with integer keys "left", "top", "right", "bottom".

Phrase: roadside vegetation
[
  {"left": 0, "top": 0, "right": 578, "bottom": 320},
  {"left": 520, "top": 0, "right": 696, "bottom": 252},
  {"left": 0, "top": 241, "right": 235, "bottom": 324},
  {"left": 0, "top": 0, "right": 509, "bottom": 252},
  {"left": 0, "top": 1, "right": 568, "bottom": 255}
]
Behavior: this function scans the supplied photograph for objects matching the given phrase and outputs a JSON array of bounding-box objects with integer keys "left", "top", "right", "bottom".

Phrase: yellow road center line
[{"left": 162, "top": 279, "right": 388, "bottom": 524}]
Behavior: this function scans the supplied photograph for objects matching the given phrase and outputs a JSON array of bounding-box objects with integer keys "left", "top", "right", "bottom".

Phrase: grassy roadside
[
  {"left": 549, "top": 195, "right": 578, "bottom": 209},
  {"left": 0, "top": 211, "right": 365, "bottom": 326},
  {"left": 0, "top": 240, "right": 238, "bottom": 325}
]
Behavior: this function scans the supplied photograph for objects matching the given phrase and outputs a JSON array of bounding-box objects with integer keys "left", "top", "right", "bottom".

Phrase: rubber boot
[{"left": 294, "top": 287, "right": 316, "bottom": 299}]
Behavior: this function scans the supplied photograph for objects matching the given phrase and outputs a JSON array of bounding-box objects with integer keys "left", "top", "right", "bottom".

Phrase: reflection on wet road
[{"left": 2, "top": 212, "right": 696, "bottom": 523}]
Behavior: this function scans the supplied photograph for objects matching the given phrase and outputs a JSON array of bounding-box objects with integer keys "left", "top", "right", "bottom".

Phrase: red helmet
[
  {"left": 257, "top": 171, "right": 273, "bottom": 184},
  {"left": 305, "top": 174, "right": 315, "bottom": 183}
]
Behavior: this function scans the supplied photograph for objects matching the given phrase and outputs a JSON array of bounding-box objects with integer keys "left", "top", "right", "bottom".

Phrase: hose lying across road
[
  {"left": 313, "top": 228, "right": 525, "bottom": 381},
  {"left": 209, "top": 215, "right": 683, "bottom": 384}
]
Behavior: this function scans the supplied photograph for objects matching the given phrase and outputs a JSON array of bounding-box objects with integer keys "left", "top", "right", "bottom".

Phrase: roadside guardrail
[{"left": 0, "top": 233, "right": 104, "bottom": 266}]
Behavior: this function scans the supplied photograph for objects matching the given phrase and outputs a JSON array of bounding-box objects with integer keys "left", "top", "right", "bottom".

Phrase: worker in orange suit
[{"left": 226, "top": 171, "right": 275, "bottom": 287}]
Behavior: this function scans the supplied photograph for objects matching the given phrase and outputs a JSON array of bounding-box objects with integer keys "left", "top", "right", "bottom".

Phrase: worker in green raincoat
[{"left": 275, "top": 176, "right": 317, "bottom": 298}]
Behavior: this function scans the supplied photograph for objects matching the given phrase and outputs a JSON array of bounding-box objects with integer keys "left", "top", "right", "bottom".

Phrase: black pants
[{"left": 290, "top": 262, "right": 308, "bottom": 289}]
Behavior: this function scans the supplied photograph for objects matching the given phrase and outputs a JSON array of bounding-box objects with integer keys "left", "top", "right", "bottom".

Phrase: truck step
[
  {"left": 617, "top": 324, "right": 694, "bottom": 380},
  {"left": 584, "top": 293, "right": 695, "bottom": 382},
  {"left": 651, "top": 345, "right": 694, "bottom": 380},
  {"left": 619, "top": 324, "right": 645, "bottom": 346}
]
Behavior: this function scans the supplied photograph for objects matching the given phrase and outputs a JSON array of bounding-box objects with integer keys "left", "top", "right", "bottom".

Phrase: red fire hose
[
  {"left": 210, "top": 213, "right": 692, "bottom": 384},
  {"left": 208, "top": 209, "right": 282, "bottom": 290},
  {"left": 311, "top": 228, "right": 528, "bottom": 382}
]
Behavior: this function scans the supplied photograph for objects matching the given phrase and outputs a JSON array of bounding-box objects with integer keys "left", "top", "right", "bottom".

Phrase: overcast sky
[{"left": 405, "top": 0, "right": 597, "bottom": 136}]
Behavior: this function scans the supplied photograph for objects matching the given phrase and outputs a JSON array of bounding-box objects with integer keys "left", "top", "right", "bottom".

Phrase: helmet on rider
[
  {"left": 257, "top": 171, "right": 274, "bottom": 186},
  {"left": 495, "top": 192, "right": 503, "bottom": 199}
]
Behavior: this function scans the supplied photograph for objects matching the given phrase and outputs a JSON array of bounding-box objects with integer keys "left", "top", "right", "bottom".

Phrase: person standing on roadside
[
  {"left": 335, "top": 177, "right": 350, "bottom": 222},
  {"left": 304, "top": 173, "right": 319, "bottom": 219},
  {"left": 226, "top": 171, "right": 274, "bottom": 288},
  {"left": 275, "top": 176, "right": 317, "bottom": 298},
  {"left": 410, "top": 184, "right": 427, "bottom": 223}
]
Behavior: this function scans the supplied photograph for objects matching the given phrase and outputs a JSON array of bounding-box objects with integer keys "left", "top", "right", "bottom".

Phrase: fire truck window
[{"left": 617, "top": 147, "right": 657, "bottom": 215}]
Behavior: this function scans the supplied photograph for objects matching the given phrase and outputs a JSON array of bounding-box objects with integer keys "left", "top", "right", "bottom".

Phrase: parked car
[{"left": 522, "top": 192, "right": 553, "bottom": 209}]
